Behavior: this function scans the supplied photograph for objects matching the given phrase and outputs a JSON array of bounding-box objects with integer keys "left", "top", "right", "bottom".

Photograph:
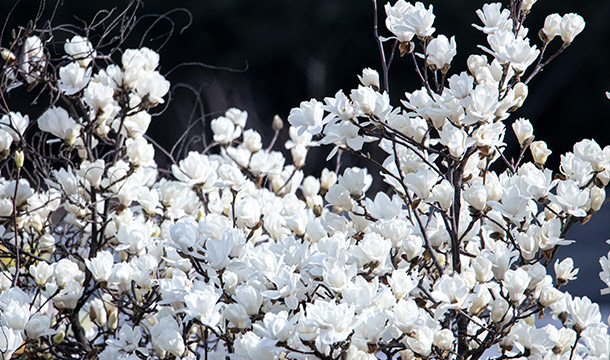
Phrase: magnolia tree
[{"left": 0, "top": 0, "right": 609, "bottom": 359}]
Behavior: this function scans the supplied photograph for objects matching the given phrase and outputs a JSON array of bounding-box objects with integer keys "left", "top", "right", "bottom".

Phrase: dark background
[{"left": 2, "top": 0, "right": 610, "bottom": 300}]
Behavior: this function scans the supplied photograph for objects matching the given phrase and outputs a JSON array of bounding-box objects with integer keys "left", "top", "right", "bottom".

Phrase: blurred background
[{"left": 2, "top": 0, "right": 609, "bottom": 301}]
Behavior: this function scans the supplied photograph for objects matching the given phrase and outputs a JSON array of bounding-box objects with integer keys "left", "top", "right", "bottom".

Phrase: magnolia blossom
[
  {"left": 530, "top": 140, "right": 552, "bottom": 165},
  {"left": 473, "top": 3, "right": 511, "bottom": 34},
  {"left": 38, "top": 106, "right": 81, "bottom": 144},
  {"left": 560, "top": 13, "right": 585, "bottom": 44},
  {"left": 385, "top": 1, "right": 435, "bottom": 41},
  {"left": 358, "top": 67, "right": 380, "bottom": 89},
  {"left": 512, "top": 118, "right": 534, "bottom": 146},
  {"left": 439, "top": 122, "right": 469, "bottom": 158},
  {"left": 542, "top": 14, "right": 562, "bottom": 41},
  {"left": 64, "top": 35, "right": 95, "bottom": 67},
  {"left": 287, "top": 99, "right": 325, "bottom": 135},
  {"left": 484, "top": 30, "right": 539, "bottom": 72},
  {"left": 85, "top": 251, "right": 114, "bottom": 282},
  {"left": 426, "top": 35, "right": 457, "bottom": 70}
]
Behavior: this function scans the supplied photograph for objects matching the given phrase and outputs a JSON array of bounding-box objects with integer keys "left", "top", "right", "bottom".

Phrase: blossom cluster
[{"left": 0, "top": 1, "right": 608, "bottom": 359}]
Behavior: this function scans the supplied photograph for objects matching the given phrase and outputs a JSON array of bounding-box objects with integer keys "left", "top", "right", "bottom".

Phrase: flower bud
[
  {"left": 512, "top": 82, "right": 528, "bottom": 109},
  {"left": 541, "top": 14, "right": 562, "bottom": 42},
  {"left": 503, "top": 268, "right": 530, "bottom": 305},
  {"left": 433, "top": 328, "right": 454, "bottom": 351},
  {"left": 242, "top": 129, "right": 262, "bottom": 153},
  {"left": 539, "top": 286, "right": 564, "bottom": 307},
  {"left": 544, "top": 202, "right": 561, "bottom": 220},
  {"left": 222, "top": 270, "right": 239, "bottom": 293},
  {"left": 350, "top": 85, "right": 376, "bottom": 114},
  {"left": 399, "top": 349, "right": 415, "bottom": 360},
  {"left": 320, "top": 168, "right": 337, "bottom": 191},
  {"left": 430, "top": 180, "right": 453, "bottom": 210},
  {"left": 590, "top": 186, "right": 605, "bottom": 212},
  {"left": 467, "top": 55, "right": 487, "bottom": 77},
  {"left": 108, "top": 310, "right": 118, "bottom": 331},
  {"left": 403, "top": 234, "right": 424, "bottom": 261},
  {"left": 530, "top": 141, "right": 551, "bottom": 166},
  {"left": 291, "top": 144, "right": 308, "bottom": 168},
  {"left": 520, "top": 0, "right": 536, "bottom": 12},
  {"left": 14, "top": 151, "right": 24, "bottom": 168},
  {"left": 472, "top": 256, "right": 493, "bottom": 283},
  {"left": 490, "top": 298, "right": 512, "bottom": 323},
  {"left": 1, "top": 48, "right": 16, "bottom": 62},
  {"left": 89, "top": 297, "right": 108, "bottom": 327},
  {"left": 358, "top": 67, "right": 380, "bottom": 90},
  {"left": 235, "top": 196, "right": 261, "bottom": 228},
  {"left": 470, "top": 288, "right": 492, "bottom": 315},
  {"left": 65, "top": 127, "right": 80, "bottom": 146},
  {"left": 464, "top": 184, "right": 487, "bottom": 211},
  {"left": 560, "top": 14, "right": 585, "bottom": 45},
  {"left": 512, "top": 118, "right": 534, "bottom": 147},
  {"left": 272, "top": 114, "right": 284, "bottom": 132},
  {"left": 53, "top": 330, "right": 66, "bottom": 344},
  {"left": 225, "top": 303, "right": 249, "bottom": 329}
]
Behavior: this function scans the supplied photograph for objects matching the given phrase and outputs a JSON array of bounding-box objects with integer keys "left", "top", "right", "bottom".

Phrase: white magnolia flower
[
  {"left": 338, "top": 167, "right": 372, "bottom": 198},
  {"left": 560, "top": 14, "right": 585, "bottom": 44},
  {"left": 211, "top": 115, "right": 241, "bottom": 145},
  {"left": 235, "top": 284, "right": 263, "bottom": 316},
  {"left": 85, "top": 251, "right": 114, "bottom": 282},
  {"left": 530, "top": 140, "right": 552, "bottom": 166},
  {"left": 0, "top": 326, "right": 23, "bottom": 359},
  {"left": 542, "top": 14, "right": 562, "bottom": 41},
  {"left": 64, "top": 35, "right": 95, "bottom": 67},
  {"left": 134, "top": 70, "right": 170, "bottom": 104},
  {"left": 107, "top": 324, "right": 143, "bottom": 353},
  {"left": 350, "top": 85, "right": 377, "bottom": 115},
  {"left": 400, "top": 2, "right": 436, "bottom": 38},
  {"left": 287, "top": 99, "right": 325, "bottom": 135},
  {"left": 504, "top": 268, "right": 531, "bottom": 304},
  {"left": 54, "top": 258, "right": 84, "bottom": 287},
  {"left": 569, "top": 296, "right": 601, "bottom": 332},
  {"left": 426, "top": 35, "right": 457, "bottom": 70},
  {"left": 439, "top": 122, "right": 469, "bottom": 158},
  {"left": 25, "top": 313, "right": 52, "bottom": 339},
  {"left": 78, "top": 159, "right": 105, "bottom": 189},
  {"left": 54, "top": 280, "right": 84, "bottom": 309},
  {"left": 58, "top": 62, "right": 91, "bottom": 95},
  {"left": 358, "top": 67, "right": 380, "bottom": 89},
  {"left": 555, "top": 257, "right": 579, "bottom": 285},
  {"left": 183, "top": 284, "right": 222, "bottom": 327},
  {"left": 483, "top": 30, "right": 539, "bottom": 72},
  {"left": 2, "top": 300, "right": 30, "bottom": 330},
  {"left": 404, "top": 169, "right": 439, "bottom": 200},
  {"left": 473, "top": 3, "right": 511, "bottom": 34},
  {"left": 233, "top": 331, "right": 277, "bottom": 360},
  {"left": 521, "top": 0, "right": 537, "bottom": 12},
  {"left": 38, "top": 106, "right": 81, "bottom": 144},
  {"left": 125, "top": 137, "right": 155, "bottom": 166},
  {"left": 253, "top": 311, "right": 295, "bottom": 343},
  {"left": 512, "top": 118, "right": 534, "bottom": 146},
  {"left": 29, "top": 262, "right": 54, "bottom": 286},
  {"left": 0, "top": 112, "right": 29, "bottom": 142},
  {"left": 385, "top": 0, "right": 416, "bottom": 42},
  {"left": 551, "top": 180, "right": 590, "bottom": 217},
  {"left": 433, "top": 328, "right": 455, "bottom": 351}
]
